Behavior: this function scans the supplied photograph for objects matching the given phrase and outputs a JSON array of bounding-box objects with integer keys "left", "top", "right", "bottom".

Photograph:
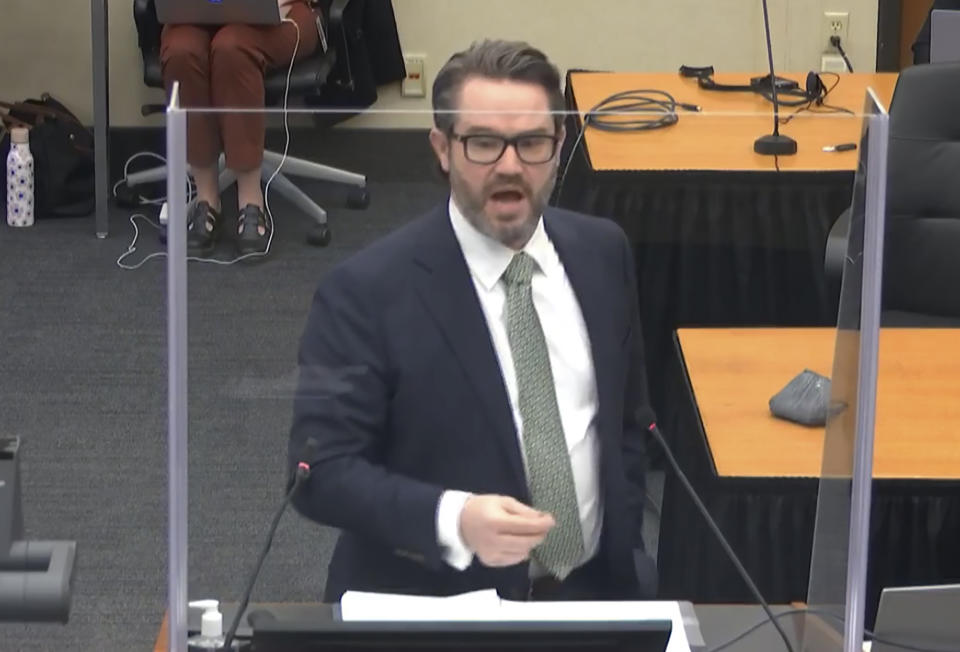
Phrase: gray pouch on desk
[{"left": 769, "top": 369, "right": 831, "bottom": 426}]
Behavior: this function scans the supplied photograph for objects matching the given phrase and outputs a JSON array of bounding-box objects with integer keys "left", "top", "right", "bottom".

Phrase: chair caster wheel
[
  {"left": 347, "top": 188, "right": 370, "bottom": 209},
  {"left": 307, "top": 224, "right": 331, "bottom": 247}
]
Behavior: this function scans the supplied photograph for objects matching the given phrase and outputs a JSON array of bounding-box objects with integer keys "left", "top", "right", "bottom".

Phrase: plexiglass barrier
[{"left": 158, "top": 82, "right": 891, "bottom": 652}]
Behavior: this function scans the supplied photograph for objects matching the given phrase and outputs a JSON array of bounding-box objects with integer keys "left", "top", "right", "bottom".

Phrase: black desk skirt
[
  {"left": 656, "top": 333, "right": 960, "bottom": 628},
  {"left": 555, "top": 72, "right": 854, "bottom": 411},
  {"left": 554, "top": 112, "right": 960, "bottom": 626},
  {"left": 554, "top": 143, "right": 851, "bottom": 432}
]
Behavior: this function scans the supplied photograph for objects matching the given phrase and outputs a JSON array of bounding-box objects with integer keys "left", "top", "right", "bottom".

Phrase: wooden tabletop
[
  {"left": 154, "top": 612, "right": 167, "bottom": 652},
  {"left": 567, "top": 72, "right": 898, "bottom": 172},
  {"left": 677, "top": 328, "right": 960, "bottom": 479}
]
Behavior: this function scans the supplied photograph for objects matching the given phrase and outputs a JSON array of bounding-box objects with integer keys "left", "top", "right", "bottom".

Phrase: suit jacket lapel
[{"left": 411, "top": 206, "right": 528, "bottom": 489}]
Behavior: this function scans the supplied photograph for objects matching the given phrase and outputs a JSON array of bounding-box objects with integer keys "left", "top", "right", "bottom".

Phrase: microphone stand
[{"left": 754, "top": 0, "right": 798, "bottom": 155}]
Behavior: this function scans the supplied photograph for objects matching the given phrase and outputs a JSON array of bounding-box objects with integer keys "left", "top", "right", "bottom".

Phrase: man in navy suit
[{"left": 289, "top": 39, "right": 656, "bottom": 603}]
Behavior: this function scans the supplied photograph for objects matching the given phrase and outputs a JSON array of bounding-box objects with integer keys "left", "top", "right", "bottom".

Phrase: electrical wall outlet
[
  {"left": 401, "top": 55, "right": 427, "bottom": 98},
  {"left": 822, "top": 11, "right": 849, "bottom": 51}
]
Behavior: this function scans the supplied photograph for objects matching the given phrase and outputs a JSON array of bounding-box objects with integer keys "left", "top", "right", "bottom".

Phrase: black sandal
[
  {"left": 236, "top": 204, "right": 270, "bottom": 257},
  {"left": 186, "top": 200, "right": 222, "bottom": 254}
]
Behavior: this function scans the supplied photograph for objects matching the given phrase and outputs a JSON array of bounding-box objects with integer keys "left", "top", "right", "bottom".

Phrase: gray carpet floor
[{"left": 0, "top": 129, "right": 661, "bottom": 650}]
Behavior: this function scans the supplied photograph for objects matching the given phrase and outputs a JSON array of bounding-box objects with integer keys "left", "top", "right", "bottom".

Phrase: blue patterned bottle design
[{"left": 6, "top": 127, "right": 35, "bottom": 227}]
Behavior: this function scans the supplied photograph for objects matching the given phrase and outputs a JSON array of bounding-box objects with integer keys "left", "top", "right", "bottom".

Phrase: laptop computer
[
  {"left": 930, "top": 9, "right": 960, "bottom": 64},
  {"left": 870, "top": 583, "right": 960, "bottom": 652},
  {"left": 156, "top": 0, "right": 282, "bottom": 26}
]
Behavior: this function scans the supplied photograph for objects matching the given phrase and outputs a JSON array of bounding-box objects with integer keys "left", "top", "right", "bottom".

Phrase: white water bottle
[{"left": 6, "top": 127, "right": 35, "bottom": 227}]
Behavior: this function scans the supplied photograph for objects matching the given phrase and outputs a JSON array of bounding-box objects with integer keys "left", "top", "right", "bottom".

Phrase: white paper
[
  {"left": 340, "top": 590, "right": 692, "bottom": 652},
  {"left": 340, "top": 589, "right": 502, "bottom": 622}
]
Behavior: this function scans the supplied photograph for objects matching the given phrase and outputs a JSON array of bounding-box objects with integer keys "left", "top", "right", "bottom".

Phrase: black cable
[
  {"left": 708, "top": 607, "right": 957, "bottom": 652},
  {"left": 778, "top": 72, "right": 853, "bottom": 126},
  {"left": 220, "top": 462, "right": 312, "bottom": 651},
  {"left": 553, "top": 118, "right": 588, "bottom": 206},
  {"left": 756, "top": 87, "right": 819, "bottom": 106},
  {"left": 645, "top": 420, "right": 796, "bottom": 652},
  {"left": 830, "top": 35, "right": 855, "bottom": 72},
  {"left": 707, "top": 608, "right": 807, "bottom": 652},
  {"left": 584, "top": 89, "right": 699, "bottom": 132},
  {"left": 644, "top": 492, "right": 662, "bottom": 521},
  {"left": 554, "top": 88, "right": 698, "bottom": 204}
]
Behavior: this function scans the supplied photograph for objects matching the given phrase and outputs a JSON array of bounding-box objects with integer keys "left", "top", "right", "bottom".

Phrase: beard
[{"left": 449, "top": 163, "right": 558, "bottom": 250}]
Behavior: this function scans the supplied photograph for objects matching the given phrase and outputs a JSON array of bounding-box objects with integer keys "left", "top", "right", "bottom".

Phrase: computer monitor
[
  {"left": 249, "top": 618, "right": 674, "bottom": 652},
  {"left": 930, "top": 10, "right": 960, "bottom": 64},
  {"left": 871, "top": 584, "right": 960, "bottom": 652},
  {"left": 0, "top": 436, "right": 77, "bottom": 623}
]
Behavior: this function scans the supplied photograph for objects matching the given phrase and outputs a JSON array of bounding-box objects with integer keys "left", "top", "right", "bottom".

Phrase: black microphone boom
[
  {"left": 220, "top": 438, "right": 319, "bottom": 651},
  {"left": 638, "top": 409, "right": 796, "bottom": 652},
  {"left": 755, "top": 0, "right": 798, "bottom": 156}
]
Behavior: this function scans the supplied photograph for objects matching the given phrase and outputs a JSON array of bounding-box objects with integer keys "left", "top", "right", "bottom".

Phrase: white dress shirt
[{"left": 435, "top": 197, "right": 603, "bottom": 575}]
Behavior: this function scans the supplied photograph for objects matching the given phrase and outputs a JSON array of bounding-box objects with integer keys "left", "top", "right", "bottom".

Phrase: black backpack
[{"left": 1, "top": 94, "right": 95, "bottom": 218}]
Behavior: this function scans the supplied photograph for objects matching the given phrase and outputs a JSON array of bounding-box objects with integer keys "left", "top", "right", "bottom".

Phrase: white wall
[{"left": 0, "top": 0, "right": 879, "bottom": 128}]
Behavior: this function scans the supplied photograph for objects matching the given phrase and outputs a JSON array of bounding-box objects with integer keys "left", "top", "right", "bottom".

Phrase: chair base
[{"left": 123, "top": 152, "right": 367, "bottom": 242}]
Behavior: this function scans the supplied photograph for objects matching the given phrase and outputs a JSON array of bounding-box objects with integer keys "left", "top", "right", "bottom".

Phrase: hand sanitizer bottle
[{"left": 187, "top": 600, "right": 226, "bottom": 650}]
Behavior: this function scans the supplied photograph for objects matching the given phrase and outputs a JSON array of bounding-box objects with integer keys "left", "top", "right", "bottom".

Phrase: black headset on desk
[{"left": 679, "top": 64, "right": 828, "bottom": 107}]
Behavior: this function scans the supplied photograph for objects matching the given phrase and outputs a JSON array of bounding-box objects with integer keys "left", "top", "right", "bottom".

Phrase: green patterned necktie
[{"left": 502, "top": 251, "right": 584, "bottom": 579}]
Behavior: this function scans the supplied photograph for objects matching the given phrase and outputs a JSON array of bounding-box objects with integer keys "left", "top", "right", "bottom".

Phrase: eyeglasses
[{"left": 450, "top": 132, "right": 560, "bottom": 165}]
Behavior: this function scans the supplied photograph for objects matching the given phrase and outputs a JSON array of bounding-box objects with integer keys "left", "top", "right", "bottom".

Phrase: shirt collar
[{"left": 448, "top": 197, "right": 555, "bottom": 292}]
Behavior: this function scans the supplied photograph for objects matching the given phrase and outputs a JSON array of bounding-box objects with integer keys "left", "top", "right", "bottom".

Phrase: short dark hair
[{"left": 431, "top": 39, "right": 564, "bottom": 134}]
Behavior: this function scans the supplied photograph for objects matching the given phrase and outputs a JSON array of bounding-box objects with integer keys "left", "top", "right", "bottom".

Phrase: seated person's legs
[
  {"left": 160, "top": 23, "right": 224, "bottom": 253},
  {"left": 209, "top": 2, "right": 319, "bottom": 254}
]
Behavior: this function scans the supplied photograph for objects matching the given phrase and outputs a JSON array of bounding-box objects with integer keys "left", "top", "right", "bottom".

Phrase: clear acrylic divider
[
  {"left": 160, "top": 89, "right": 881, "bottom": 652},
  {"left": 802, "top": 88, "right": 889, "bottom": 652}
]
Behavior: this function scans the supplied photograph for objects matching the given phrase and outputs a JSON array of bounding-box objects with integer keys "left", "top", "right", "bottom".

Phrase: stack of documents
[{"left": 340, "top": 588, "right": 692, "bottom": 652}]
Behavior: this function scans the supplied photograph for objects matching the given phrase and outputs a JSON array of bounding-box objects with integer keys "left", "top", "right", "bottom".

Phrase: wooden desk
[
  {"left": 677, "top": 327, "right": 960, "bottom": 479},
  {"left": 658, "top": 326, "right": 960, "bottom": 622},
  {"left": 567, "top": 72, "right": 898, "bottom": 172}
]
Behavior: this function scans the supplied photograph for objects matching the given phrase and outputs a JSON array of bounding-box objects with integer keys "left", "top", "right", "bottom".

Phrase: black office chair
[
  {"left": 824, "top": 62, "right": 960, "bottom": 324},
  {"left": 127, "top": 0, "right": 369, "bottom": 246}
]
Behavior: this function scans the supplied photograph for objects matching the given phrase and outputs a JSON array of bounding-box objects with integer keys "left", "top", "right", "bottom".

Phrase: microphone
[
  {"left": 220, "top": 438, "right": 318, "bottom": 651},
  {"left": 754, "top": 0, "right": 798, "bottom": 156},
  {"left": 638, "top": 408, "right": 796, "bottom": 652}
]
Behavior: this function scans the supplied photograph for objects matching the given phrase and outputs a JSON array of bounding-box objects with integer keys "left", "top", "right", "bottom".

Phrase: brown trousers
[{"left": 160, "top": 2, "right": 319, "bottom": 171}]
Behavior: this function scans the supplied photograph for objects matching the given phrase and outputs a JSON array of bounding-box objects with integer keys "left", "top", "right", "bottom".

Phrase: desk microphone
[
  {"left": 220, "top": 438, "right": 318, "bottom": 651},
  {"left": 754, "top": 0, "right": 798, "bottom": 156},
  {"left": 638, "top": 408, "right": 796, "bottom": 652}
]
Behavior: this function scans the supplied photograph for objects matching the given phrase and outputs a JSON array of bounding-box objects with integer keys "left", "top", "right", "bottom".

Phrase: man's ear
[{"left": 429, "top": 128, "right": 451, "bottom": 174}]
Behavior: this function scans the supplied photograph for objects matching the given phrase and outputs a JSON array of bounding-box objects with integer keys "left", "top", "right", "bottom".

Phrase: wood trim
[
  {"left": 900, "top": 0, "right": 935, "bottom": 68},
  {"left": 154, "top": 612, "right": 168, "bottom": 652}
]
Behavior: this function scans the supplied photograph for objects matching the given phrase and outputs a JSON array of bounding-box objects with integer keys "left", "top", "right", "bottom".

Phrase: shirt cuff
[{"left": 436, "top": 490, "right": 474, "bottom": 570}]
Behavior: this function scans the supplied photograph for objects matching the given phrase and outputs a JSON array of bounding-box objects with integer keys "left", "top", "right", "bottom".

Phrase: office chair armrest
[
  {"left": 824, "top": 207, "right": 852, "bottom": 281},
  {"left": 329, "top": 0, "right": 351, "bottom": 27}
]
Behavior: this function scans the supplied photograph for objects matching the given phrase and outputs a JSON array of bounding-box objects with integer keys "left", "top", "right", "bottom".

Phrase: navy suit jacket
[{"left": 289, "top": 203, "right": 654, "bottom": 602}]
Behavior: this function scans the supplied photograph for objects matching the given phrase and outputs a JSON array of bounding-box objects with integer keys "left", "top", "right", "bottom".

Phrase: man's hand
[{"left": 459, "top": 495, "right": 555, "bottom": 567}]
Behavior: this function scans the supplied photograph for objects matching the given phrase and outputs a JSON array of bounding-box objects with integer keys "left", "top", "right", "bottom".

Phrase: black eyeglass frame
[{"left": 448, "top": 131, "right": 561, "bottom": 165}]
